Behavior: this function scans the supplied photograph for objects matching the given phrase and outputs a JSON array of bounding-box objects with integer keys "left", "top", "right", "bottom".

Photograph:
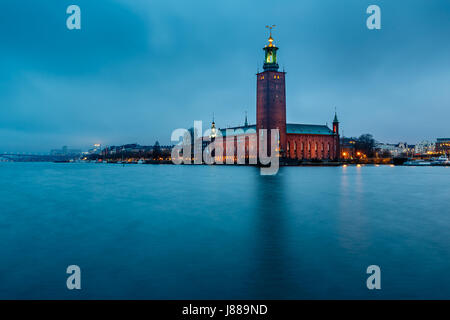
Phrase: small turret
[{"left": 333, "top": 110, "right": 339, "bottom": 136}]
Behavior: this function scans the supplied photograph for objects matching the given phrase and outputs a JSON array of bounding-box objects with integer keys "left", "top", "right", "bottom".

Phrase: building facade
[
  {"left": 207, "top": 31, "right": 340, "bottom": 162},
  {"left": 375, "top": 142, "right": 414, "bottom": 157},
  {"left": 436, "top": 138, "right": 450, "bottom": 155},
  {"left": 414, "top": 140, "right": 435, "bottom": 155}
]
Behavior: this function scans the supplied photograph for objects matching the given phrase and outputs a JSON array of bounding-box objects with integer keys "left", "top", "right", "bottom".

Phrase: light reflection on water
[{"left": 0, "top": 163, "right": 449, "bottom": 299}]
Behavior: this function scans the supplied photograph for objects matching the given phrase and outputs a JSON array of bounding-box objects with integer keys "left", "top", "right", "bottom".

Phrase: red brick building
[{"left": 208, "top": 32, "right": 340, "bottom": 162}]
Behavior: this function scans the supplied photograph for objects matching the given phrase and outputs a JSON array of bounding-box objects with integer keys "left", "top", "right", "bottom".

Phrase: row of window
[
  {"left": 259, "top": 75, "right": 282, "bottom": 80},
  {"left": 287, "top": 141, "right": 331, "bottom": 152}
]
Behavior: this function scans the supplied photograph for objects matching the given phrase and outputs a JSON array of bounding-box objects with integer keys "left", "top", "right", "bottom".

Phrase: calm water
[{"left": 0, "top": 162, "right": 449, "bottom": 299}]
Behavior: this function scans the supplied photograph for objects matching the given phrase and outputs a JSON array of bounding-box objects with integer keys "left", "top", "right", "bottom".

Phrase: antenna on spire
[
  {"left": 265, "top": 25, "right": 276, "bottom": 47},
  {"left": 265, "top": 24, "right": 276, "bottom": 37}
]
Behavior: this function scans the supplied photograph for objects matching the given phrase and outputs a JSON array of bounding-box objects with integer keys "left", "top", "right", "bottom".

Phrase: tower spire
[
  {"left": 332, "top": 107, "right": 339, "bottom": 136},
  {"left": 244, "top": 111, "right": 248, "bottom": 127},
  {"left": 265, "top": 25, "right": 276, "bottom": 47},
  {"left": 210, "top": 113, "right": 217, "bottom": 138}
]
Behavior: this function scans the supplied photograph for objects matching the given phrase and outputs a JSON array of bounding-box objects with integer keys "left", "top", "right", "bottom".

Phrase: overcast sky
[{"left": 1, "top": 0, "right": 449, "bottom": 152}]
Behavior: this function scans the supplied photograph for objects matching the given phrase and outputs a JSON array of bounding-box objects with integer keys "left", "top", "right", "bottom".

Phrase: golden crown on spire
[{"left": 265, "top": 24, "right": 276, "bottom": 47}]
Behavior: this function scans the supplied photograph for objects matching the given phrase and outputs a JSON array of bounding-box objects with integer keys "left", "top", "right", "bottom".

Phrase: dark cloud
[{"left": 0, "top": 0, "right": 449, "bottom": 152}]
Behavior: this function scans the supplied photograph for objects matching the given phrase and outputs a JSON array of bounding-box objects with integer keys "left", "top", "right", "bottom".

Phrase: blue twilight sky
[{"left": 0, "top": 0, "right": 449, "bottom": 152}]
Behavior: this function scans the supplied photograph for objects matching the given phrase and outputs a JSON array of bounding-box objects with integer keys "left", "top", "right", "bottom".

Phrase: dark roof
[
  {"left": 287, "top": 123, "right": 334, "bottom": 135},
  {"left": 333, "top": 112, "right": 339, "bottom": 123}
]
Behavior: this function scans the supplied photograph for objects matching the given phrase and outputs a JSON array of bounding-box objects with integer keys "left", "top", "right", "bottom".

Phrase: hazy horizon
[{"left": 1, "top": 0, "right": 449, "bottom": 153}]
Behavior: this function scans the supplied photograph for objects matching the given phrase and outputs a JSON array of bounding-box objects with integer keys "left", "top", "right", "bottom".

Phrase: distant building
[
  {"left": 375, "top": 142, "right": 413, "bottom": 157},
  {"left": 340, "top": 137, "right": 357, "bottom": 159},
  {"left": 88, "top": 144, "right": 102, "bottom": 155},
  {"left": 415, "top": 140, "right": 435, "bottom": 155},
  {"left": 50, "top": 146, "right": 81, "bottom": 156},
  {"left": 436, "top": 138, "right": 450, "bottom": 155},
  {"left": 102, "top": 143, "right": 172, "bottom": 157}
]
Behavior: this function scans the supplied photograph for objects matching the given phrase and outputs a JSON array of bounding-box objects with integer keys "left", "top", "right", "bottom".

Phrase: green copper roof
[
  {"left": 219, "top": 125, "right": 256, "bottom": 137},
  {"left": 286, "top": 123, "right": 334, "bottom": 135},
  {"left": 216, "top": 124, "right": 334, "bottom": 136}
]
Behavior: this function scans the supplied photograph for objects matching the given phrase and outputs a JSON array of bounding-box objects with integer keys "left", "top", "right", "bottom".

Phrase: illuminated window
[{"left": 274, "top": 75, "right": 276, "bottom": 79}]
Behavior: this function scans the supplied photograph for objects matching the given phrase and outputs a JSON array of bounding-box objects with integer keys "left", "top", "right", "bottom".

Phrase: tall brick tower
[{"left": 256, "top": 26, "right": 286, "bottom": 157}]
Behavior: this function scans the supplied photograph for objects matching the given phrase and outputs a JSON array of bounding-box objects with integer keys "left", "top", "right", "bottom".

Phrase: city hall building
[{"left": 206, "top": 31, "right": 340, "bottom": 162}]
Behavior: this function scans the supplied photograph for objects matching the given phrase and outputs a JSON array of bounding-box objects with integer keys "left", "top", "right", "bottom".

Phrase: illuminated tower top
[
  {"left": 210, "top": 114, "right": 217, "bottom": 138},
  {"left": 263, "top": 25, "right": 279, "bottom": 71}
]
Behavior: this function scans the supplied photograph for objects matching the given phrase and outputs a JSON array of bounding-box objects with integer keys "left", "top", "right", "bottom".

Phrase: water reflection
[
  {"left": 248, "top": 168, "right": 298, "bottom": 298},
  {"left": 338, "top": 166, "right": 369, "bottom": 252}
]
